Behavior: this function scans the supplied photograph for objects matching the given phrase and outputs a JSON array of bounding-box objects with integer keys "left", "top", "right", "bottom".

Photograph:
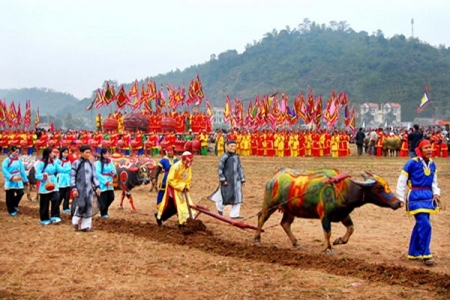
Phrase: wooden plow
[{"left": 188, "top": 204, "right": 264, "bottom": 232}]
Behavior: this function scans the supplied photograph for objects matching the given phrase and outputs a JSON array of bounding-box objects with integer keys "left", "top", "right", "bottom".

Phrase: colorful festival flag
[{"left": 417, "top": 86, "right": 431, "bottom": 113}]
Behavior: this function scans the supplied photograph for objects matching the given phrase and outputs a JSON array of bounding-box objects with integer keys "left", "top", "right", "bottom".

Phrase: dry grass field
[{"left": 1, "top": 147, "right": 449, "bottom": 300}]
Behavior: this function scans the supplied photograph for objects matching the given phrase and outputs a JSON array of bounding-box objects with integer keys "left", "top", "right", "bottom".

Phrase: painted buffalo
[
  {"left": 254, "top": 168, "right": 402, "bottom": 253},
  {"left": 382, "top": 136, "right": 401, "bottom": 157},
  {"left": 112, "top": 156, "right": 156, "bottom": 212}
]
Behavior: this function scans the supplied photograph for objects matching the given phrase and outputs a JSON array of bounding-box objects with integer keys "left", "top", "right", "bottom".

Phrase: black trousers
[
  {"left": 39, "top": 192, "right": 60, "bottom": 221},
  {"left": 98, "top": 190, "right": 115, "bottom": 216},
  {"left": 356, "top": 144, "right": 363, "bottom": 156},
  {"left": 5, "top": 189, "right": 24, "bottom": 214},
  {"left": 59, "top": 187, "right": 71, "bottom": 211}
]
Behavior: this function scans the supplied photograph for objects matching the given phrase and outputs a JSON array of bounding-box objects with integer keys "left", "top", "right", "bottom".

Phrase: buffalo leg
[
  {"left": 118, "top": 190, "right": 126, "bottom": 209},
  {"left": 280, "top": 212, "right": 302, "bottom": 248},
  {"left": 333, "top": 216, "right": 354, "bottom": 246},
  {"left": 253, "top": 205, "right": 278, "bottom": 246},
  {"left": 126, "top": 192, "right": 137, "bottom": 213},
  {"left": 321, "top": 217, "right": 333, "bottom": 253}
]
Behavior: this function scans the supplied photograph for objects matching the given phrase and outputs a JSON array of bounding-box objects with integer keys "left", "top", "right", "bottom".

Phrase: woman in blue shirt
[
  {"left": 95, "top": 147, "right": 117, "bottom": 218},
  {"left": 1, "top": 146, "right": 29, "bottom": 216},
  {"left": 35, "top": 147, "right": 63, "bottom": 225},
  {"left": 56, "top": 147, "right": 72, "bottom": 214}
]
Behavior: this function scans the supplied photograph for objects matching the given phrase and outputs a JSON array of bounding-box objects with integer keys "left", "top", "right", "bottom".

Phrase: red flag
[
  {"left": 104, "top": 82, "right": 114, "bottom": 105},
  {"left": 116, "top": 85, "right": 130, "bottom": 110},
  {"left": 94, "top": 89, "right": 106, "bottom": 109},
  {"left": 128, "top": 80, "right": 139, "bottom": 98},
  {"left": 24, "top": 100, "right": 31, "bottom": 127},
  {"left": 0, "top": 100, "right": 6, "bottom": 123},
  {"left": 16, "top": 103, "right": 22, "bottom": 125},
  {"left": 35, "top": 108, "right": 40, "bottom": 127}
]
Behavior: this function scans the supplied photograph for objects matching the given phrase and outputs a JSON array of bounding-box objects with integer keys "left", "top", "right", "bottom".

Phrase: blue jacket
[
  {"left": 56, "top": 158, "right": 72, "bottom": 188},
  {"left": 2, "top": 155, "right": 29, "bottom": 190},
  {"left": 95, "top": 159, "right": 117, "bottom": 192},
  {"left": 35, "top": 159, "right": 63, "bottom": 194}
]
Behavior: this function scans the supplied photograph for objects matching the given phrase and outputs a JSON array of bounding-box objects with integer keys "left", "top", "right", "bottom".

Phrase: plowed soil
[{"left": 1, "top": 148, "right": 449, "bottom": 300}]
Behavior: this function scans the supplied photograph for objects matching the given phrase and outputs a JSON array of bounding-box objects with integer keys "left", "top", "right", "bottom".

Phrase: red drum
[
  {"left": 192, "top": 140, "right": 200, "bottom": 152},
  {"left": 102, "top": 140, "right": 112, "bottom": 148},
  {"left": 20, "top": 140, "right": 28, "bottom": 147},
  {"left": 103, "top": 118, "right": 118, "bottom": 131},
  {"left": 35, "top": 140, "right": 45, "bottom": 148},
  {"left": 117, "top": 140, "right": 126, "bottom": 148},
  {"left": 160, "top": 140, "right": 169, "bottom": 150},
  {"left": 161, "top": 117, "right": 177, "bottom": 133},
  {"left": 10, "top": 140, "right": 18, "bottom": 147},
  {"left": 144, "top": 140, "right": 154, "bottom": 148},
  {"left": 88, "top": 140, "right": 98, "bottom": 148},
  {"left": 174, "top": 140, "right": 185, "bottom": 153},
  {"left": 184, "top": 141, "right": 193, "bottom": 152},
  {"left": 61, "top": 140, "right": 70, "bottom": 147},
  {"left": 131, "top": 140, "right": 141, "bottom": 148},
  {"left": 124, "top": 113, "right": 149, "bottom": 132}
]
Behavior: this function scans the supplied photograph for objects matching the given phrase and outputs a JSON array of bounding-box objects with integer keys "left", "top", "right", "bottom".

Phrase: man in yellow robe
[{"left": 155, "top": 151, "right": 196, "bottom": 227}]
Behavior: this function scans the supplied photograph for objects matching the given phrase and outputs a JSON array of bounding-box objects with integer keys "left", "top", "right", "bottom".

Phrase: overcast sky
[{"left": 1, "top": 0, "right": 449, "bottom": 100}]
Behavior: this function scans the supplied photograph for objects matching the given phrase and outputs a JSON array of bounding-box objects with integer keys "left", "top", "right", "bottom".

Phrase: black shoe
[
  {"left": 81, "top": 228, "right": 94, "bottom": 232},
  {"left": 155, "top": 212, "right": 162, "bottom": 226},
  {"left": 218, "top": 210, "right": 223, "bottom": 216}
]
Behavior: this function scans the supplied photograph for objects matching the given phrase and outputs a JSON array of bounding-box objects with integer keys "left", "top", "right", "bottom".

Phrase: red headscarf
[{"left": 415, "top": 139, "right": 431, "bottom": 158}]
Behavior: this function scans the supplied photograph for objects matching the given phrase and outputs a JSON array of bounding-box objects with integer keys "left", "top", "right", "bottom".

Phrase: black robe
[{"left": 217, "top": 152, "right": 245, "bottom": 205}]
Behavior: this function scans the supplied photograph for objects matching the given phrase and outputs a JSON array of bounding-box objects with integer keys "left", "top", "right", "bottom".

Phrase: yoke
[{"left": 321, "top": 173, "right": 351, "bottom": 184}]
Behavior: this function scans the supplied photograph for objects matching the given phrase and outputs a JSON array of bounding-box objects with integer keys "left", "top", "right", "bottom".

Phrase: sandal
[{"left": 423, "top": 258, "right": 435, "bottom": 266}]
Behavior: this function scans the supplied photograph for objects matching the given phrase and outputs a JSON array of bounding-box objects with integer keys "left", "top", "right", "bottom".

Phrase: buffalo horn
[{"left": 353, "top": 178, "right": 376, "bottom": 187}]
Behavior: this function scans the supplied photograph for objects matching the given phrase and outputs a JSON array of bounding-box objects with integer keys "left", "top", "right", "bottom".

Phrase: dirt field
[{"left": 1, "top": 149, "right": 449, "bottom": 300}]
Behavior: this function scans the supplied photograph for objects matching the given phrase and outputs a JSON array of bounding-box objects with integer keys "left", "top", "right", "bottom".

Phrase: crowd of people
[{"left": 0, "top": 123, "right": 446, "bottom": 266}]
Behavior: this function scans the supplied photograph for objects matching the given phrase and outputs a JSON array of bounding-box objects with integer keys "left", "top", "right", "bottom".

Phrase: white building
[
  {"left": 360, "top": 102, "right": 401, "bottom": 128},
  {"left": 212, "top": 107, "right": 225, "bottom": 124}
]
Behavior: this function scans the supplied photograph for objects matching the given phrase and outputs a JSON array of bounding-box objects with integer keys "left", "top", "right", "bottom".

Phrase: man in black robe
[{"left": 210, "top": 140, "right": 246, "bottom": 219}]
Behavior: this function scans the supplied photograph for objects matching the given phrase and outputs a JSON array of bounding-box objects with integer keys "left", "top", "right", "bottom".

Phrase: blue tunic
[
  {"left": 56, "top": 158, "right": 72, "bottom": 188},
  {"left": 2, "top": 155, "right": 29, "bottom": 189},
  {"left": 95, "top": 159, "right": 117, "bottom": 192},
  {"left": 401, "top": 157, "right": 439, "bottom": 214},
  {"left": 156, "top": 156, "right": 179, "bottom": 205},
  {"left": 35, "top": 159, "right": 62, "bottom": 194}
]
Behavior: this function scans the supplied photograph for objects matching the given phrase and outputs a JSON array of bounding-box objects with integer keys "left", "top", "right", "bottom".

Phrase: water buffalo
[
  {"left": 112, "top": 156, "right": 156, "bottom": 212},
  {"left": 254, "top": 168, "right": 402, "bottom": 254},
  {"left": 382, "top": 136, "right": 401, "bottom": 157}
]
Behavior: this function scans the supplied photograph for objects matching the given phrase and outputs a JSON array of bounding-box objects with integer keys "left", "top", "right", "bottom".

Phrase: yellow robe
[{"left": 157, "top": 160, "right": 196, "bottom": 225}]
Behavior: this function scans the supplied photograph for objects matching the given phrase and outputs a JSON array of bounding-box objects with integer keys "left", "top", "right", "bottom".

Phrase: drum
[
  {"left": 192, "top": 140, "right": 200, "bottom": 152},
  {"left": 184, "top": 141, "right": 193, "bottom": 152},
  {"left": 35, "top": 140, "right": 45, "bottom": 148},
  {"left": 103, "top": 118, "right": 118, "bottom": 131},
  {"left": 160, "top": 140, "right": 169, "bottom": 151},
  {"left": 174, "top": 140, "right": 186, "bottom": 153},
  {"left": 88, "top": 140, "right": 98, "bottom": 148},
  {"left": 117, "top": 140, "right": 126, "bottom": 148},
  {"left": 131, "top": 140, "right": 141, "bottom": 148},
  {"left": 160, "top": 117, "right": 177, "bottom": 133},
  {"left": 124, "top": 113, "right": 149, "bottom": 132},
  {"left": 102, "top": 140, "right": 112, "bottom": 148}
]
